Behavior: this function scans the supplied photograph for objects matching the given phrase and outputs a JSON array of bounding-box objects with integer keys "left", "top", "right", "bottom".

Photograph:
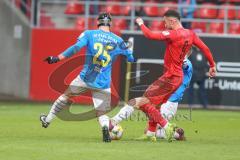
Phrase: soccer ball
[
  {"left": 175, "top": 127, "right": 186, "bottom": 141},
  {"left": 155, "top": 127, "right": 185, "bottom": 141},
  {"left": 110, "top": 125, "right": 123, "bottom": 140}
]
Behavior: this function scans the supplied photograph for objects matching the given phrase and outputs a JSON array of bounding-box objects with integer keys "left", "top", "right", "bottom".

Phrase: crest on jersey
[{"left": 162, "top": 31, "right": 170, "bottom": 36}]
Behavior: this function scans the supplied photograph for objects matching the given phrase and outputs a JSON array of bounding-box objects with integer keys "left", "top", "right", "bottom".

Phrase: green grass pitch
[{"left": 0, "top": 102, "right": 240, "bottom": 160}]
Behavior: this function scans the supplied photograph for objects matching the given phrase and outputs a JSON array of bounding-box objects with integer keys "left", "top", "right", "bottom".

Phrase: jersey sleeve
[
  {"left": 62, "top": 31, "right": 89, "bottom": 58},
  {"left": 192, "top": 32, "right": 215, "bottom": 67},
  {"left": 140, "top": 24, "right": 173, "bottom": 41},
  {"left": 117, "top": 39, "right": 135, "bottom": 62}
]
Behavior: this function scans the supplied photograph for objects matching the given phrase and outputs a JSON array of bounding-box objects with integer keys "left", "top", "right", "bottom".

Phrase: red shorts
[{"left": 144, "top": 73, "right": 183, "bottom": 106}]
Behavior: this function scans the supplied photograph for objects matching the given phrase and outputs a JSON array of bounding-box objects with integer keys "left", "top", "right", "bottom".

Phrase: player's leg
[
  {"left": 146, "top": 62, "right": 192, "bottom": 140},
  {"left": 139, "top": 75, "right": 182, "bottom": 142},
  {"left": 161, "top": 101, "right": 178, "bottom": 120},
  {"left": 134, "top": 102, "right": 168, "bottom": 142},
  {"left": 139, "top": 76, "right": 174, "bottom": 125},
  {"left": 143, "top": 77, "right": 186, "bottom": 141},
  {"left": 144, "top": 101, "right": 185, "bottom": 141},
  {"left": 155, "top": 70, "right": 192, "bottom": 140},
  {"left": 155, "top": 101, "right": 185, "bottom": 140},
  {"left": 110, "top": 97, "right": 149, "bottom": 126},
  {"left": 142, "top": 101, "right": 177, "bottom": 138},
  {"left": 40, "top": 76, "right": 88, "bottom": 128},
  {"left": 92, "top": 88, "right": 112, "bottom": 142},
  {"left": 111, "top": 79, "right": 171, "bottom": 126},
  {"left": 135, "top": 119, "right": 158, "bottom": 142},
  {"left": 110, "top": 96, "right": 158, "bottom": 141},
  {"left": 112, "top": 74, "right": 182, "bottom": 127},
  {"left": 40, "top": 94, "right": 72, "bottom": 128},
  {"left": 146, "top": 120, "right": 157, "bottom": 136},
  {"left": 110, "top": 104, "right": 134, "bottom": 127},
  {"left": 119, "top": 95, "right": 170, "bottom": 141},
  {"left": 110, "top": 97, "right": 175, "bottom": 142}
]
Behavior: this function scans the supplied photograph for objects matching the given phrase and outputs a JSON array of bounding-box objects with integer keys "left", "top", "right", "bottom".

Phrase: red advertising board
[{"left": 30, "top": 28, "right": 121, "bottom": 105}]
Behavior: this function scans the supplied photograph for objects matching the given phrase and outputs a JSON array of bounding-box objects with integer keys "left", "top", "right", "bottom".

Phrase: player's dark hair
[
  {"left": 164, "top": 10, "right": 181, "bottom": 21},
  {"left": 97, "top": 12, "right": 112, "bottom": 27}
]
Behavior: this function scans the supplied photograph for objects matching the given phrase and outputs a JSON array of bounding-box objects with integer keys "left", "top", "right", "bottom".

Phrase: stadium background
[
  {"left": 1, "top": 0, "right": 240, "bottom": 108},
  {"left": 1, "top": 1, "right": 240, "bottom": 160}
]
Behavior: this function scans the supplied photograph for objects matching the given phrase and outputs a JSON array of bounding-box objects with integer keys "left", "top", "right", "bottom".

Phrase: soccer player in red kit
[{"left": 126, "top": 10, "right": 216, "bottom": 142}]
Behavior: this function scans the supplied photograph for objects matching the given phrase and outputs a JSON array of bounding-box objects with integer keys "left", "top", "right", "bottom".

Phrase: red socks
[
  {"left": 148, "top": 119, "right": 157, "bottom": 132},
  {"left": 140, "top": 103, "right": 167, "bottom": 128}
]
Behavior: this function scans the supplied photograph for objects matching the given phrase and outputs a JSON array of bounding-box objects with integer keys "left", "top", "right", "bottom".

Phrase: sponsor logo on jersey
[{"left": 162, "top": 31, "right": 170, "bottom": 36}]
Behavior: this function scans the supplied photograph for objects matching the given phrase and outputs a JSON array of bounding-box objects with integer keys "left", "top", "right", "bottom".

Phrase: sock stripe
[
  {"left": 53, "top": 107, "right": 61, "bottom": 112},
  {"left": 46, "top": 95, "right": 69, "bottom": 123},
  {"left": 59, "top": 99, "right": 68, "bottom": 105},
  {"left": 55, "top": 106, "right": 62, "bottom": 111},
  {"left": 55, "top": 102, "right": 64, "bottom": 107},
  {"left": 56, "top": 100, "right": 67, "bottom": 106}
]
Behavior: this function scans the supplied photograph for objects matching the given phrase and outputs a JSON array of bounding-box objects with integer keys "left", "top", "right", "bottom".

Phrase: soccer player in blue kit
[
  {"left": 40, "top": 13, "right": 134, "bottom": 142},
  {"left": 111, "top": 59, "right": 193, "bottom": 141}
]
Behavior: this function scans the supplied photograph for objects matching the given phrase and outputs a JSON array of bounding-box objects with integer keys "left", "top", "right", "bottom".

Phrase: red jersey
[{"left": 140, "top": 24, "right": 215, "bottom": 76}]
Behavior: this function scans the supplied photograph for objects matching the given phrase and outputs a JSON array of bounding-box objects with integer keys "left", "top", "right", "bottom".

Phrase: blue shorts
[{"left": 168, "top": 59, "right": 193, "bottom": 102}]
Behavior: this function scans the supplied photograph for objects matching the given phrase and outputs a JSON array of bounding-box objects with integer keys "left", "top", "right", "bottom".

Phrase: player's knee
[
  {"left": 137, "top": 97, "right": 150, "bottom": 106},
  {"left": 127, "top": 98, "right": 137, "bottom": 107}
]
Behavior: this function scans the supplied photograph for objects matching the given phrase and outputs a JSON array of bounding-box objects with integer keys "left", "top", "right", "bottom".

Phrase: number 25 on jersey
[{"left": 93, "top": 43, "right": 111, "bottom": 67}]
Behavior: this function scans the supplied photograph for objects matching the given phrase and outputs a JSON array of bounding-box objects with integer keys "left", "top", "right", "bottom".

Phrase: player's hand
[
  {"left": 136, "top": 17, "right": 144, "bottom": 26},
  {"left": 208, "top": 66, "right": 217, "bottom": 78},
  {"left": 44, "top": 56, "right": 60, "bottom": 64}
]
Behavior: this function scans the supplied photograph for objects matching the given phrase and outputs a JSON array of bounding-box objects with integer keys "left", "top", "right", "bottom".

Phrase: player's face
[{"left": 163, "top": 16, "right": 177, "bottom": 30}]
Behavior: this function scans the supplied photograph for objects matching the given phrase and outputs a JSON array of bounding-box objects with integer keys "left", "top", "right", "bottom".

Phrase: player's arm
[
  {"left": 135, "top": 17, "right": 170, "bottom": 41},
  {"left": 119, "top": 40, "right": 135, "bottom": 62},
  {"left": 45, "top": 31, "right": 88, "bottom": 64},
  {"left": 125, "top": 50, "right": 135, "bottom": 62},
  {"left": 120, "top": 48, "right": 135, "bottom": 62},
  {"left": 193, "top": 33, "right": 216, "bottom": 77}
]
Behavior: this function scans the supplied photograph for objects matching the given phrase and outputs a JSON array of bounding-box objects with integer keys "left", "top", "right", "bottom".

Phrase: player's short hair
[
  {"left": 97, "top": 12, "right": 112, "bottom": 27},
  {"left": 164, "top": 10, "right": 181, "bottom": 21}
]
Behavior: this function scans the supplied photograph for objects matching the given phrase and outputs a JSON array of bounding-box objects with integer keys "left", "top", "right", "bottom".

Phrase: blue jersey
[
  {"left": 168, "top": 59, "right": 193, "bottom": 102},
  {"left": 62, "top": 29, "right": 134, "bottom": 89}
]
